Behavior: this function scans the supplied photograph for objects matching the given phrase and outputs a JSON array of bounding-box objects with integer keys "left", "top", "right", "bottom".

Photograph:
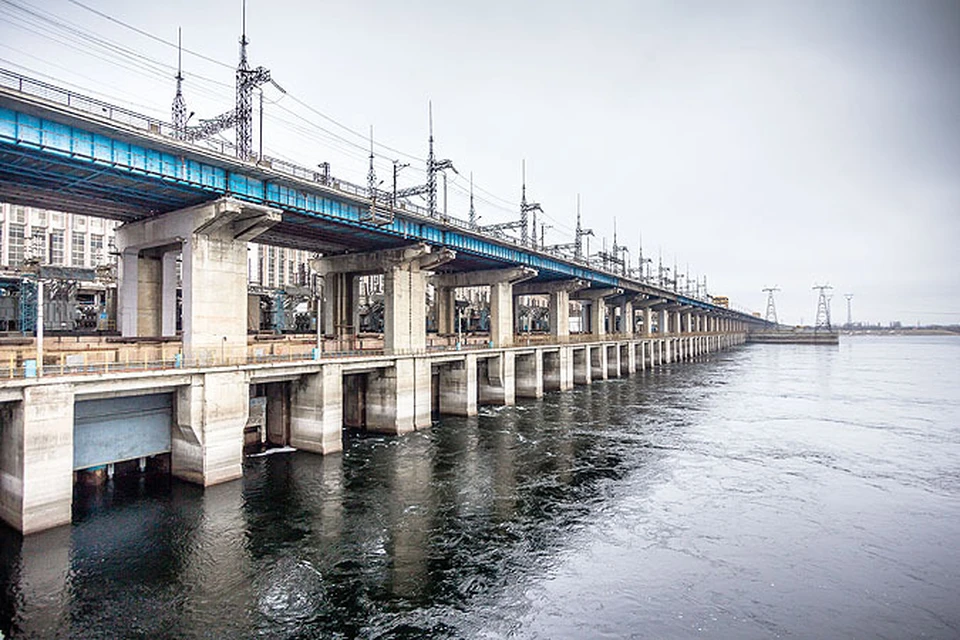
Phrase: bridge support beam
[{"left": 0, "top": 385, "right": 74, "bottom": 534}]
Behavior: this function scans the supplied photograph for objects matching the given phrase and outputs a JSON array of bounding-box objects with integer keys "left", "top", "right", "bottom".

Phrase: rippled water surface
[{"left": 2, "top": 335, "right": 959, "bottom": 638}]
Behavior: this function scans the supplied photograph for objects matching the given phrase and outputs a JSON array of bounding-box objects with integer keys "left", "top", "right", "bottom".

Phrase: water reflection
[{"left": 1, "top": 356, "right": 712, "bottom": 639}]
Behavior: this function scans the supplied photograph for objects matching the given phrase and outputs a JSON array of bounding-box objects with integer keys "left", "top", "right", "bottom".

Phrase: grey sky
[{"left": 2, "top": 0, "right": 958, "bottom": 325}]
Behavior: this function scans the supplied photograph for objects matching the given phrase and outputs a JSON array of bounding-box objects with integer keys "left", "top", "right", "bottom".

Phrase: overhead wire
[{"left": 3, "top": 0, "right": 599, "bottom": 242}]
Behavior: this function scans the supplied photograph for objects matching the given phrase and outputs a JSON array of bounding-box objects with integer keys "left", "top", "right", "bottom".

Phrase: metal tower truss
[
  {"left": 763, "top": 286, "right": 780, "bottom": 325},
  {"left": 395, "top": 103, "right": 456, "bottom": 219},
  {"left": 813, "top": 283, "right": 833, "bottom": 329},
  {"left": 519, "top": 160, "right": 542, "bottom": 247}
]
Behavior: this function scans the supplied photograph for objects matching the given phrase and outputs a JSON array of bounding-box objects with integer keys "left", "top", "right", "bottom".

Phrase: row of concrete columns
[{"left": 0, "top": 329, "right": 747, "bottom": 535}]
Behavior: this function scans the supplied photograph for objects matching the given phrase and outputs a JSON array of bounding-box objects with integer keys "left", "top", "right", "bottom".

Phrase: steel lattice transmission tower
[
  {"left": 844, "top": 293, "right": 854, "bottom": 327},
  {"left": 520, "top": 160, "right": 543, "bottom": 247},
  {"left": 762, "top": 286, "right": 780, "bottom": 325},
  {"left": 813, "top": 284, "right": 833, "bottom": 329},
  {"left": 235, "top": 0, "right": 276, "bottom": 160},
  {"left": 172, "top": 28, "right": 187, "bottom": 139},
  {"left": 394, "top": 103, "right": 456, "bottom": 219}
]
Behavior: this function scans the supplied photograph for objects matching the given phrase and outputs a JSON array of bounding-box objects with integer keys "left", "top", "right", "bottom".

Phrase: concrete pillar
[
  {"left": 161, "top": 251, "right": 179, "bottom": 337},
  {"left": 173, "top": 371, "right": 249, "bottom": 486},
  {"left": 366, "top": 358, "right": 432, "bottom": 434},
  {"left": 439, "top": 354, "right": 478, "bottom": 416},
  {"left": 436, "top": 286, "right": 456, "bottom": 335},
  {"left": 290, "top": 364, "right": 343, "bottom": 455},
  {"left": 0, "top": 385, "right": 74, "bottom": 534},
  {"left": 542, "top": 348, "right": 572, "bottom": 391},
  {"left": 117, "top": 199, "right": 280, "bottom": 364},
  {"left": 478, "top": 353, "right": 516, "bottom": 406},
  {"left": 590, "top": 300, "right": 607, "bottom": 337},
  {"left": 134, "top": 254, "right": 162, "bottom": 337},
  {"left": 606, "top": 344, "right": 620, "bottom": 378},
  {"left": 515, "top": 350, "right": 543, "bottom": 399},
  {"left": 620, "top": 299, "right": 635, "bottom": 336},
  {"left": 489, "top": 281, "right": 514, "bottom": 348},
  {"left": 384, "top": 263, "right": 427, "bottom": 354},
  {"left": 644, "top": 307, "right": 653, "bottom": 337},
  {"left": 573, "top": 346, "right": 591, "bottom": 385},
  {"left": 621, "top": 342, "right": 636, "bottom": 375},
  {"left": 590, "top": 344, "right": 607, "bottom": 380},
  {"left": 549, "top": 290, "right": 570, "bottom": 340},
  {"left": 323, "top": 272, "right": 356, "bottom": 337}
]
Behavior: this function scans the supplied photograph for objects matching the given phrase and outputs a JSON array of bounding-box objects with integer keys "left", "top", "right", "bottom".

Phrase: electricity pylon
[
  {"left": 762, "top": 286, "right": 780, "bottom": 325},
  {"left": 813, "top": 284, "right": 833, "bottom": 329}
]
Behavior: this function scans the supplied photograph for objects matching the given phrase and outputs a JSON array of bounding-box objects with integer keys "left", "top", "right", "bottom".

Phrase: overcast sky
[{"left": 2, "top": 0, "right": 958, "bottom": 325}]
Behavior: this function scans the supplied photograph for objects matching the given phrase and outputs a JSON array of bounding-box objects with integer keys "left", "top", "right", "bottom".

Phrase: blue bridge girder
[{"left": 0, "top": 72, "right": 762, "bottom": 324}]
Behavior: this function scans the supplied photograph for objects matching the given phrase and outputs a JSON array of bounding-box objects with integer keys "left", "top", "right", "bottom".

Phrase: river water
[{"left": 1, "top": 335, "right": 959, "bottom": 639}]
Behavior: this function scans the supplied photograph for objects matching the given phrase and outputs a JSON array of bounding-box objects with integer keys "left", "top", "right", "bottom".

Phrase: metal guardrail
[{"left": 0, "top": 68, "right": 734, "bottom": 309}]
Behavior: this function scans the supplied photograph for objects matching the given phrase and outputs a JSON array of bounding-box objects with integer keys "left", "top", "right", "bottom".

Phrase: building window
[
  {"left": 75, "top": 216, "right": 86, "bottom": 229},
  {"left": 30, "top": 228, "right": 46, "bottom": 262},
  {"left": 8, "top": 224, "right": 25, "bottom": 265},
  {"left": 51, "top": 212, "right": 64, "bottom": 226},
  {"left": 13, "top": 206, "right": 25, "bottom": 224},
  {"left": 49, "top": 229, "right": 64, "bottom": 265},
  {"left": 90, "top": 234, "right": 104, "bottom": 264},
  {"left": 72, "top": 231, "right": 86, "bottom": 266},
  {"left": 32, "top": 210, "right": 47, "bottom": 227}
]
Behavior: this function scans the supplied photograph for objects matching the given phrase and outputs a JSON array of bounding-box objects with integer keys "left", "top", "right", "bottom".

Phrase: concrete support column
[
  {"left": 174, "top": 371, "right": 248, "bottom": 486},
  {"left": 618, "top": 300, "right": 635, "bottom": 336},
  {"left": 436, "top": 286, "right": 457, "bottom": 335},
  {"left": 478, "top": 353, "right": 516, "bottom": 406},
  {"left": 161, "top": 250, "right": 179, "bottom": 337},
  {"left": 489, "top": 281, "right": 515, "bottom": 348},
  {"left": 367, "top": 358, "right": 431, "bottom": 434},
  {"left": 324, "top": 272, "right": 356, "bottom": 337},
  {"left": 290, "top": 364, "right": 343, "bottom": 455},
  {"left": 590, "top": 300, "right": 607, "bottom": 337},
  {"left": 644, "top": 307, "right": 653, "bottom": 337},
  {"left": 118, "top": 252, "right": 162, "bottom": 337},
  {"left": 542, "top": 347, "right": 573, "bottom": 391},
  {"left": 439, "top": 354, "right": 479, "bottom": 416},
  {"left": 384, "top": 263, "right": 427, "bottom": 354},
  {"left": 590, "top": 344, "right": 608, "bottom": 380},
  {"left": 573, "top": 346, "right": 591, "bottom": 385},
  {"left": 606, "top": 344, "right": 620, "bottom": 378},
  {"left": 548, "top": 290, "right": 570, "bottom": 340},
  {"left": 515, "top": 350, "right": 544, "bottom": 399},
  {"left": 0, "top": 384, "right": 74, "bottom": 534}
]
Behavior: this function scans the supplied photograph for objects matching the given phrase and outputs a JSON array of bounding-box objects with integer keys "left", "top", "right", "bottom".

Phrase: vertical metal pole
[
  {"left": 258, "top": 88, "right": 263, "bottom": 161},
  {"left": 36, "top": 279, "right": 43, "bottom": 377}
]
